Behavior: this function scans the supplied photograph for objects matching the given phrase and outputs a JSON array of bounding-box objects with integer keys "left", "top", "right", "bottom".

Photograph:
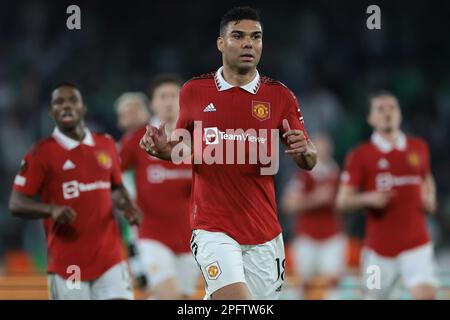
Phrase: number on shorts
[{"left": 275, "top": 258, "right": 286, "bottom": 281}]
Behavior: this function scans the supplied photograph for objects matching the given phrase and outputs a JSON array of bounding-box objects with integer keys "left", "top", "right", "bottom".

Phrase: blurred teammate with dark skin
[{"left": 10, "top": 83, "right": 142, "bottom": 300}]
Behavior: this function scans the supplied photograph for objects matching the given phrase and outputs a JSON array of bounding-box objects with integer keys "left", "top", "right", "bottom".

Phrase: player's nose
[{"left": 242, "top": 36, "right": 253, "bottom": 48}]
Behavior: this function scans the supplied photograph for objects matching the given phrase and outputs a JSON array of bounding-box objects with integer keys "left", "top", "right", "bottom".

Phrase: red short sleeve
[
  {"left": 12, "top": 147, "right": 46, "bottom": 197},
  {"left": 175, "top": 83, "right": 194, "bottom": 132},
  {"left": 280, "top": 89, "right": 310, "bottom": 143}
]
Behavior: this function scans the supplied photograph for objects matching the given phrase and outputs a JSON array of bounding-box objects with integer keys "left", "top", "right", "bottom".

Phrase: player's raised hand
[
  {"left": 50, "top": 205, "right": 77, "bottom": 224},
  {"left": 124, "top": 206, "right": 143, "bottom": 226},
  {"left": 364, "top": 190, "right": 396, "bottom": 209},
  {"left": 282, "top": 119, "right": 308, "bottom": 155},
  {"left": 139, "top": 122, "right": 169, "bottom": 156}
]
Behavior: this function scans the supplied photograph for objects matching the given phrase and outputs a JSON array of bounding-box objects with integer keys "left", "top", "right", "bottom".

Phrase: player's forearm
[
  {"left": 297, "top": 196, "right": 328, "bottom": 212},
  {"left": 283, "top": 193, "right": 324, "bottom": 214},
  {"left": 9, "top": 191, "right": 52, "bottom": 219},
  {"left": 292, "top": 143, "right": 317, "bottom": 170},
  {"left": 335, "top": 191, "right": 371, "bottom": 213}
]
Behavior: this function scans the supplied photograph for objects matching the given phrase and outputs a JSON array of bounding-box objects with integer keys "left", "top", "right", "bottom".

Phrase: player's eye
[
  {"left": 252, "top": 34, "right": 262, "bottom": 40},
  {"left": 232, "top": 34, "right": 241, "bottom": 39},
  {"left": 70, "top": 96, "right": 78, "bottom": 103}
]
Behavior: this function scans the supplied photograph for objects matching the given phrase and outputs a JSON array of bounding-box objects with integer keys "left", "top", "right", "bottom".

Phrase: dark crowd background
[{"left": 1, "top": 0, "right": 449, "bottom": 269}]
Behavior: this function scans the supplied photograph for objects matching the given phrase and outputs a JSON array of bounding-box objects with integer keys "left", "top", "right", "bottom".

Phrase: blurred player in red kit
[
  {"left": 139, "top": 7, "right": 317, "bottom": 299},
  {"left": 282, "top": 133, "right": 345, "bottom": 299},
  {"left": 119, "top": 75, "right": 199, "bottom": 299},
  {"left": 336, "top": 91, "right": 438, "bottom": 299},
  {"left": 9, "top": 82, "right": 142, "bottom": 300},
  {"left": 114, "top": 92, "right": 151, "bottom": 290}
]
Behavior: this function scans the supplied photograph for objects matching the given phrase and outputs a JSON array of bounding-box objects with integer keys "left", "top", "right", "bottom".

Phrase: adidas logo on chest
[
  {"left": 62, "top": 159, "right": 76, "bottom": 170},
  {"left": 203, "top": 103, "right": 216, "bottom": 112}
]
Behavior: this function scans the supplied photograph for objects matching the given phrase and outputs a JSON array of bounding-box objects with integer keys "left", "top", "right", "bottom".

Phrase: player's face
[
  {"left": 218, "top": 19, "right": 263, "bottom": 73},
  {"left": 50, "top": 86, "right": 86, "bottom": 130},
  {"left": 368, "top": 95, "right": 402, "bottom": 133},
  {"left": 150, "top": 83, "right": 180, "bottom": 122},
  {"left": 117, "top": 102, "right": 148, "bottom": 131}
]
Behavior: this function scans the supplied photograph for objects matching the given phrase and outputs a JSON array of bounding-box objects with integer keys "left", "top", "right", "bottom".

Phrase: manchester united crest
[
  {"left": 206, "top": 261, "right": 221, "bottom": 280},
  {"left": 252, "top": 101, "right": 270, "bottom": 121},
  {"left": 407, "top": 152, "right": 420, "bottom": 168},
  {"left": 96, "top": 151, "right": 112, "bottom": 169}
]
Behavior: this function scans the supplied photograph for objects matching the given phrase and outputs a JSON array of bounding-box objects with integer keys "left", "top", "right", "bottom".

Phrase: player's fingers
[
  {"left": 131, "top": 216, "right": 140, "bottom": 226},
  {"left": 283, "top": 129, "right": 303, "bottom": 139},
  {"left": 159, "top": 121, "right": 166, "bottom": 135},
  {"left": 282, "top": 119, "right": 291, "bottom": 133},
  {"left": 143, "top": 135, "right": 156, "bottom": 148},
  {"left": 126, "top": 211, "right": 139, "bottom": 226},
  {"left": 287, "top": 134, "right": 306, "bottom": 144},
  {"left": 288, "top": 141, "right": 307, "bottom": 149},
  {"left": 139, "top": 138, "right": 148, "bottom": 150},
  {"left": 63, "top": 208, "right": 76, "bottom": 223},
  {"left": 139, "top": 138, "right": 149, "bottom": 151},
  {"left": 150, "top": 126, "right": 159, "bottom": 136},
  {"left": 285, "top": 146, "right": 308, "bottom": 154}
]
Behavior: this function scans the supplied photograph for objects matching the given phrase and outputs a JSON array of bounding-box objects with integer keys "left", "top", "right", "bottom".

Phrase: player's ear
[{"left": 217, "top": 36, "right": 224, "bottom": 53}]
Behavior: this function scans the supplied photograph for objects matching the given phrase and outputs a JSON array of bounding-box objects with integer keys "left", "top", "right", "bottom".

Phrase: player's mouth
[
  {"left": 240, "top": 53, "right": 255, "bottom": 61},
  {"left": 59, "top": 110, "right": 76, "bottom": 122}
]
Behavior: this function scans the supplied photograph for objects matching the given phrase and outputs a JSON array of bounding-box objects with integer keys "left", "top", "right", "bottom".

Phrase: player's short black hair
[
  {"left": 219, "top": 6, "right": 262, "bottom": 36},
  {"left": 50, "top": 81, "right": 83, "bottom": 104},
  {"left": 148, "top": 73, "right": 183, "bottom": 101},
  {"left": 368, "top": 90, "right": 399, "bottom": 113},
  {"left": 52, "top": 81, "right": 80, "bottom": 92}
]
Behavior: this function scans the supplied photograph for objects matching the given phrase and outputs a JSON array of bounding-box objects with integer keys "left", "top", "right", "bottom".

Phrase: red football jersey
[
  {"left": 12, "top": 128, "right": 124, "bottom": 280},
  {"left": 120, "top": 126, "right": 192, "bottom": 253},
  {"left": 175, "top": 67, "right": 310, "bottom": 245},
  {"left": 342, "top": 132, "right": 431, "bottom": 257},
  {"left": 287, "top": 162, "right": 341, "bottom": 240}
]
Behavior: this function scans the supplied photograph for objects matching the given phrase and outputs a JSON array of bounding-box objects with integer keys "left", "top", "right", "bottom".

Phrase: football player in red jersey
[
  {"left": 119, "top": 75, "right": 199, "bottom": 299},
  {"left": 282, "top": 133, "right": 345, "bottom": 299},
  {"left": 336, "top": 91, "right": 438, "bottom": 299},
  {"left": 140, "top": 7, "right": 317, "bottom": 300},
  {"left": 115, "top": 92, "right": 151, "bottom": 291},
  {"left": 9, "top": 82, "right": 142, "bottom": 300}
]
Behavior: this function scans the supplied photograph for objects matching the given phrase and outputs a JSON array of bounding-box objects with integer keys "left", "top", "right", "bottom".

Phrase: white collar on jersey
[
  {"left": 371, "top": 131, "right": 407, "bottom": 153},
  {"left": 214, "top": 66, "right": 261, "bottom": 94},
  {"left": 52, "top": 127, "right": 95, "bottom": 150}
]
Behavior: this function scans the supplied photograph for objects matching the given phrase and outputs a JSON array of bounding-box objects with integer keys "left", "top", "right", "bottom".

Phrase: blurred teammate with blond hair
[{"left": 119, "top": 74, "right": 199, "bottom": 299}]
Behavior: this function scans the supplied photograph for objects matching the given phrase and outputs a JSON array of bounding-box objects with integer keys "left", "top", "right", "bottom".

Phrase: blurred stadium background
[{"left": 0, "top": 0, "right": 449, "bottom": 299}]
